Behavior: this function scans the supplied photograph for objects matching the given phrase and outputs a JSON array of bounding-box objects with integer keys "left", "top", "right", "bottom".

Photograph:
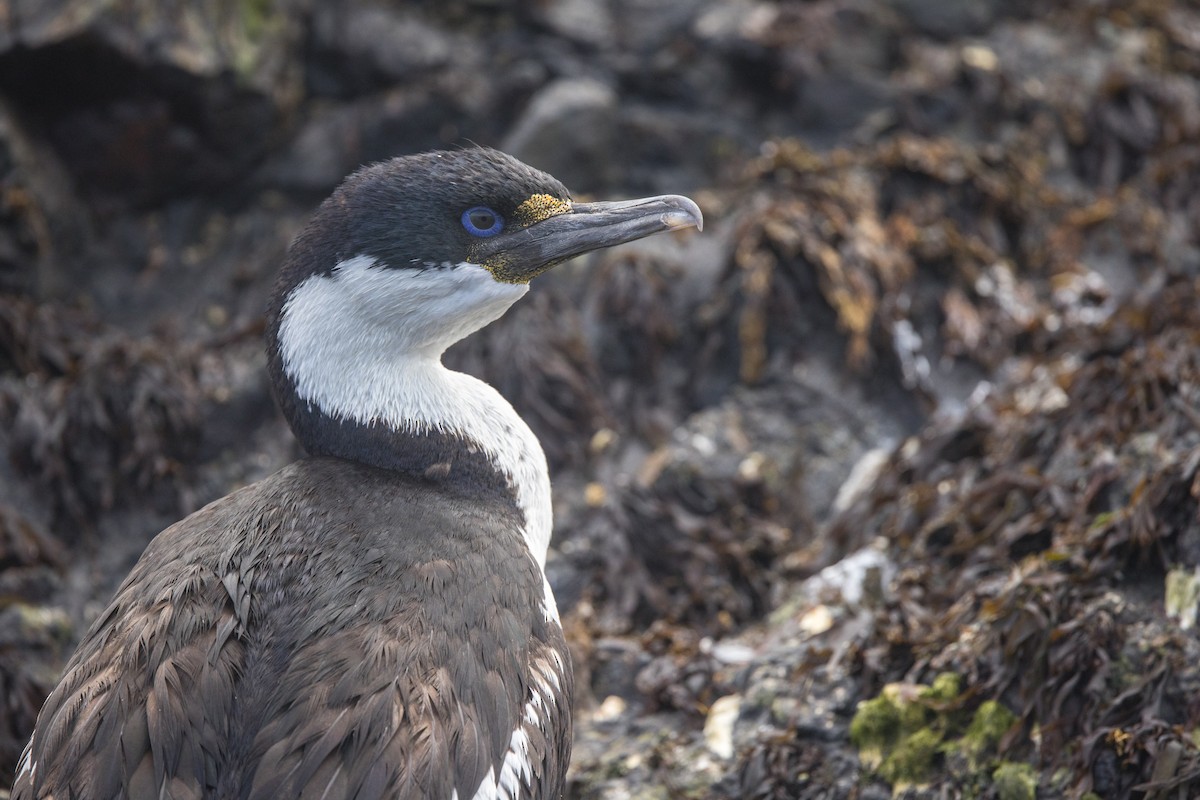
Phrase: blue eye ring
[{"left": 461, "top": 206, "right": 504, "bottom": 237}]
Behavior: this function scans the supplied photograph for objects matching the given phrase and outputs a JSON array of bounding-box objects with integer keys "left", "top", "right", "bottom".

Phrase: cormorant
[{"left": 12, "top": 147, "right": 701, "bottom": 800}]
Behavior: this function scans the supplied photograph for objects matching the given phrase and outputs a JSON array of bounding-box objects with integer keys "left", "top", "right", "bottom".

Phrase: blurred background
[{"left": 2, "top": 1, "right": 1199, "bottom": 797}]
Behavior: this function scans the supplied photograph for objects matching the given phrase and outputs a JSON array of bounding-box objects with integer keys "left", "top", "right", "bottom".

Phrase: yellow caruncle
[{"left": 514, "top": 193, "right": 573, "bottom": 226}]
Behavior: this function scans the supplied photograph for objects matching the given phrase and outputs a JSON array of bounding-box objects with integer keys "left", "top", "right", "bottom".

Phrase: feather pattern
[{"left": 12, "top": 458, "right": 572, "bottom": 800}]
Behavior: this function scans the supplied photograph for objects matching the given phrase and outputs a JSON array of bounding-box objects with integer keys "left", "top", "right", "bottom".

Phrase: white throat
[{"left": 276, "top": 255, "right": 555, "bottom": 569}]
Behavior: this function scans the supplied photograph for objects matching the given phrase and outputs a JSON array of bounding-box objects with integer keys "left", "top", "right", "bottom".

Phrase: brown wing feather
[{"left": 12, "top": 459, "right": 573, "bottom": 800}]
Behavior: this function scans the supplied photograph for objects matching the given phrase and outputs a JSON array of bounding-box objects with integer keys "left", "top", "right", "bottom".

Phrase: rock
[
  {"left": 704, "top": 694, "right": 742, "bottom": 758},
  {"left": 1165, "top": 567, "right": 1200, "bottom": 631},
  {"left": 887, "top": 0, "right": 1004, "bottom": 39},
  {"left": 0, "top": 0, "right": 303, "bottom": 206},
  {"left": 614, "top": 0, "right": 708, "bottom": 54},
  {"left": 0, "top": 601, "right": 73, "bottom": 785},
  {"left": 589, "top": 638, "right": 653, "bottom": 706},
  {"left": 0, "top": 96, "right": 90, "bottom": 297},
  {"left": 503, "top": 77, "right": 619, "bottom": 192},
  {"left": 0, "top": 504, "right": 70, "bottom": 787},
  {"left": 527, "top": 0, "right": 615, "bottom": 48},
  {"left": 307, "top": 5, "right": 464, "bottom": 97},
  {"left": 259, "top": 77, "right": 498, "bottom": 195}
]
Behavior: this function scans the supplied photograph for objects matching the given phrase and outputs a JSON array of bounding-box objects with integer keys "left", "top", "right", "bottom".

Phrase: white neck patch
[{"left": 276, "top": 255, "right": 554, "bottom": 567}]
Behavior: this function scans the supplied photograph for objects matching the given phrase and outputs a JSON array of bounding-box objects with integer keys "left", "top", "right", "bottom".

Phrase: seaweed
[{"left": 0, "top": 294, "right": 205, "bottom": 535}]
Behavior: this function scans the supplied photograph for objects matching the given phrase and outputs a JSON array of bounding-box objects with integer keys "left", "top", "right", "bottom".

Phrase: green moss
[
  {"left": 960, "top": 700, "right": 1017, "bottom": 763},
  {"left": 850, "top": 680, "right": 952, "bottom": 784},
  {"left": 894, "top": 691, "right": 931, "bottom": 733},
  {"left": 880, "top": 728, "right": 941, "bottom": 786},
  {"left": 992, "top": 762, "right": 1037, "bottom": 800},
  {"left": 923, "top": 672, "right": 962, "bottom": 703},
  {"left": 851, "top": 676, "right": 1027, "bottom": 794},
  {"left": 850, "top": 692, "right": 902, "bottom": 767}
]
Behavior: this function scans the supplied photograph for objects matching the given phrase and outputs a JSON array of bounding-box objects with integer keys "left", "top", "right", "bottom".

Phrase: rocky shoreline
[{"left": 2, "top": 1, "right": 1199, "bottom": 797}]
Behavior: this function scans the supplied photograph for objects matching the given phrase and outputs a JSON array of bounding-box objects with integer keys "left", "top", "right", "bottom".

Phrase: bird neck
[
  {"left": 266, "top": 259, "right": 553, "bottom": 567},
  {"left": 276, "top": 353, "right": 555, "bottom": 569}
]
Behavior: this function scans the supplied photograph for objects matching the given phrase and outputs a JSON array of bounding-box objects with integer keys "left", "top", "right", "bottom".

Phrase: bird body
[
  {"left": 19, "top": 457, "right": 568, "bottom": 799},
  {"left": 12, "top": 148, "right": 701, "bottom": 799}
]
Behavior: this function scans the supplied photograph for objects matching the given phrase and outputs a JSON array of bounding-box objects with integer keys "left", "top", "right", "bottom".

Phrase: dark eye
[{"left": 461, "top": 206, "right": 503, "bottom": 237}]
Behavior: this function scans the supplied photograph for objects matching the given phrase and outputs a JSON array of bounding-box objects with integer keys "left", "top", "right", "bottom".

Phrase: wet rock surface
[{"left": 3, "top": 0, "right": 1200, "bottom": 796}]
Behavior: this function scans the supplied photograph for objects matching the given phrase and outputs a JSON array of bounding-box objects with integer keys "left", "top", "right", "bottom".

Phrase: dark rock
[
  {"left": 887, "top": 0, "right": 1004, "bottom": 39},
  {"left": 0, "top": 0, "right": 302, "bottom": 208},
  {"left": 0, "top": 96, "right": 90, "bottom": 298},
  {"left": 306, "top": 4, "right": 464, "bottom": 97},
  {"left": 0, "top": 601, "right": 73, "bottom": 787},
  {"left": 0, "top": 503, "right": 71, "bottom": 787},
  {"left": 611, "top": 0, "right": 708, "bottom": 54},
  {"left": 503, "top": 77, "right": 619, "bottom": 193},
  {"left": 589, "top": 638, "right": 653, "bottom": 706}
]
